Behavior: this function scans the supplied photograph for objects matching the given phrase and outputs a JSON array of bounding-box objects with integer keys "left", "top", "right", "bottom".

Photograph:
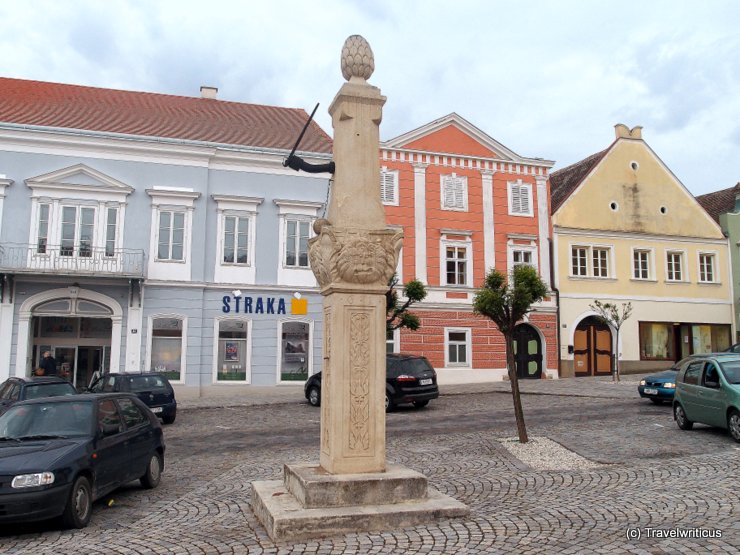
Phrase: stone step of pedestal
[
  {"left": 284, "top": 463, "right": 428, "bottom": 508},
  {"left": 251, "top": 479, "right": 470, "bottom": 542}
]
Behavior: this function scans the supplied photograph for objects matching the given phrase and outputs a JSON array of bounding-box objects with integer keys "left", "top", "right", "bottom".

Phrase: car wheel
[
  {"left": 307, "top": 386, "right": 321, "bottom": 407},
  {"left": 61, "top": 476, "right": 92, "bottom": 529},
  {"left": 162, "top": 410, "right": 176, "bottom": 425},
  {"left": 728, "top": 410, "right": 740, "bottom": 443},
  {"left": 412, "top": 400, "right": 429, "bottom": 408},
  {"left": 650, "top": 398, "right": 664, "bottom": 405},
  {"left": 674, "top": 404, "right": 693, "bottom": 430},
  {"left": 140, "top": 452, "right": 163, "bottom": 489},
  {"left": 385, "top": 392, "right": 395, "bottom": 413}
]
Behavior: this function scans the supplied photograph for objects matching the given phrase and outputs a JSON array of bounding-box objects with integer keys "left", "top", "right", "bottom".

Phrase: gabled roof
[
  {"left": 696, "top": 183, "right": 740, "bottom": 223},
  {"left": 549, "top": 147, "right": 610, "bottom": 213},
  {"left": 0, "top": 77, "right": 332, "bottom": 154},
  {"left": 383, "top": 113, "right": 554, "bottom": 166}
]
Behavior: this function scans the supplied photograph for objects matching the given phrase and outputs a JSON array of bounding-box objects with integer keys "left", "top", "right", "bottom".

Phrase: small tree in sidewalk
[
  {"left": 473, "top": 265, "right": 549, "bottom": 443},
  {"left": 589, "top": 300, "right": 633, "bottom": 382},
  {"left": 386, "top": 275, "right": 428, "bottom": 333}
]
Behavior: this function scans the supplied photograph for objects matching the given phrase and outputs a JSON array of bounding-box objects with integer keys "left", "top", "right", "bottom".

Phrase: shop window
[
  {"left": 150, "top": 317, "right": 184, "bottom": 381},
  {"left": 639, "top": 322, "right": 675, "bottom": 361},
  {"left": 216, "top": 320, "right": 248, "bottom": 382},
  {"left": 280, "top": 321, "right": 309, "bottom": 382}
]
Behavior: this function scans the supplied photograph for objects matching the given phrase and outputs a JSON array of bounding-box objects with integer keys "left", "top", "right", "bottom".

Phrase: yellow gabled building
[{"left": 551, "top": 125, "right": 734, "bottom": 377}]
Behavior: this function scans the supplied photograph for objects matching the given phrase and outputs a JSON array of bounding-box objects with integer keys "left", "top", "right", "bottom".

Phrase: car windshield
[
  {"left": 24, "top": 383, "right": 77, "bottom": 399},
  {"left": 0, "top": 401, "right": 93, "bottom": 439},
  {"left": 127, "top": 375, "right": 166, "bottom": 391},
  {"left": 719, "top": 361, "right": 740, "bottom": 384}
]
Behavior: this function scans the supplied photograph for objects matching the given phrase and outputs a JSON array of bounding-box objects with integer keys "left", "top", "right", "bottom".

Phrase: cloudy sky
[{"left": 1, "top": 0, "right": 737, "bottom": 195}]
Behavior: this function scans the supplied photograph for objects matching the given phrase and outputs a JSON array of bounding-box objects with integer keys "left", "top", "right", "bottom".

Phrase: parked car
[
  {"left": 0, "top": 376, "right": 77, "bottom": 416},
  {"left": 0, "top": 393, "right": 165, "bottom": 528},
  {"left": 673, "top": 353, "right": 740, "bottom": 443},
  {"left": 637, "top": 356, "right": 700, "bottom": 404},
  {"left": 87, "top": 372, "right": 177, "bottom": 424},
  {"left": 304, "top": 353, "right": 439, "bottom": 411}
]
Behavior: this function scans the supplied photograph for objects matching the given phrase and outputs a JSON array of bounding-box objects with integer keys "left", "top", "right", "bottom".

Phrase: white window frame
[
  {"left": 507, "top": 237, "right": 539, "bottom": 275},
  {"left": 275, "top": 200, "right": 323, "bottom": 287},
  {"left": 146, "top": 314, "right": 187, "bottom": 385},
  {"left": 276, "top": 318, "right": 314, "bottom": 384},
  {"left": 697, "top": 251, "right": 719, "bottom": 284},
  {"left": 213, "top": 195, "right": 262, "bottom": 285},
  {"left": 440, "top": 173, "right": 468, "bottom": 211},
  {"left": 571, "top": 246, "right": 588, "bottom": 277},
  {"left": 440, "top": 233, "right": 473, "bottom": 288},
  {"left": 632, "top": 247, "right": 655, "bottom": 281},
  {"left": 507, "top": 179, "right": 533, "bottom": 217},
  {"left": 212, "top": 316, "right": 253, "bottom": 384},
  {"left": 665, "top": 250, "right": 687, "bottom": 283},
  {"left": 155, "top": 209, "right": 186, "bottom": 261},
  {"left": 567, "top": 243, "right": 613, "bottom": 279},
  {"left": 386, "top": 328, "right": 400, "bottom": 354},
  {"left": 380, "top": 167, "right": 399, "bottom": 206},
  {"left": 147, "top": 188, "right": 200, "bottom": 282},
  {"left": 592, "top": 247, "right": 610, "bottom": 278},
  {"left": 59, "top": 204, "right": 96, "bottom": 258},
  {"left": 445, "top": 327, "right": 471, "bottom": 368}
]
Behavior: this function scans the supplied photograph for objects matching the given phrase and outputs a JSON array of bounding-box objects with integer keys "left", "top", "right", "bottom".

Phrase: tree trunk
[
  {"left": 613, "top": 329, "right": 620, "bottom": 383},
  {"left": 506, "top": 334, "right": 528, "bottom": 443}
]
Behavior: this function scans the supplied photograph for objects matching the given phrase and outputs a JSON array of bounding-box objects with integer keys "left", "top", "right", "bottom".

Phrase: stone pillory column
[
  {"left": 250, "top": 36, "right": 469, "bottom": 541},
  {"left": 309, "top": 35, "right": 402, "bottom": 474}
]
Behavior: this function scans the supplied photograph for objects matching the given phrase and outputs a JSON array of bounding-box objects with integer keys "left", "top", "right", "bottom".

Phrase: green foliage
[
  {"left": 386, "top": 275, "right": 428, "bottom": 331},
  {"left": 589, "top": 300, "right": 633, "bottom": 330},
  {"left": 473, "top": 265, "right": 549, "bottom": 336}
]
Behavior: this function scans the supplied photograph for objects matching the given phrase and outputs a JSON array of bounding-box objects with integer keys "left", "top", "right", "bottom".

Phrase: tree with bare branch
[{"left": 589, "top": 300, "right": 633, "bottom": 382}]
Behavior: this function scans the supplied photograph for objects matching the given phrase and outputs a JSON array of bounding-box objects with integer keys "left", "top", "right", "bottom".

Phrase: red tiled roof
[
  {"left": 696, "top": 183, "right": 740, "bottom": 223},
  {"left": 549, "top": 148, "right": 610, "bottom": 213},
  {"left": 0, "top": 77, "right": 333, "bottom": 154}
]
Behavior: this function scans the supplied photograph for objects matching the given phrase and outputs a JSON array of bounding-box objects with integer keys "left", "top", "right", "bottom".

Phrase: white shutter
[
  {"left": 519, "top": 184, "right": 530, "bottom": 214},
  {"left": 443, "top": 175, "right": 466, "bottom": 210},
  {"left": 510, "top": 183, "right": 531, "bottom": 214},
  {"left": 380, "top": 170, "right": 396, "bottom": 204},
  {"left": 443, "top": 176, "right": 456, "bottom": 208}
]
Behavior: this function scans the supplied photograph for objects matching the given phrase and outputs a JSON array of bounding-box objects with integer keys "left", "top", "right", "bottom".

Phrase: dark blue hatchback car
[
  {"left": 638, "top": 356, "right": 699, "bottom": 404},
  {"left": 0, "top": 393, "right": 164, "bottom": 528}
]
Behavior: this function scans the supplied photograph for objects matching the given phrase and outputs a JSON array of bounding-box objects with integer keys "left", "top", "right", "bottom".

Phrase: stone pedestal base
[{"left": 251, "top": 463, "right": 469, "bottom": 541}]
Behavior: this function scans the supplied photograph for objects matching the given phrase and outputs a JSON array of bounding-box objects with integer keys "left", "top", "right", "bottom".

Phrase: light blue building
[{"left": 0, "top": 78, "right": 333, "bottom": 397}]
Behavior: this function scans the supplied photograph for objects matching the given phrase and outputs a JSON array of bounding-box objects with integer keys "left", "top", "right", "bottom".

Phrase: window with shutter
[
  {"left": 380, "top": 169, "right": 398, "bottom": 205},
  {"left": 441, "top": 174, "right": 467, "bottom": 211},
  {"left": 508, "top": 181, "right": 533, "bottom": 216}
]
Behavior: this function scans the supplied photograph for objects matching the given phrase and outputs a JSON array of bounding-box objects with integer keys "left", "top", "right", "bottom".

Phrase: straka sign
[{"left": 221, "top": 293, "right": 308, "bottom": 315}]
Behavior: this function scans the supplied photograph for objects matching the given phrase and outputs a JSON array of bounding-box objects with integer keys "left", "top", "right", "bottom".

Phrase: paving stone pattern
[{"left": 1, "top": 375, "right": 738, "bottom": 554}]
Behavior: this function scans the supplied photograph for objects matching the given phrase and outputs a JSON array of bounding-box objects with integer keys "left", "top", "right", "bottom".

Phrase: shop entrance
[
  {"left": 32, "top": 312, "right": 112, "bottom": 389},
  {"left": 573, "top": 316, "right": 613, "bottom": 376}
]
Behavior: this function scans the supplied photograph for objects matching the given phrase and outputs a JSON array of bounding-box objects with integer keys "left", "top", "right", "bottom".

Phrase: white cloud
[{"left": 0, "top": 0, "right": 737, "bottom": 194}]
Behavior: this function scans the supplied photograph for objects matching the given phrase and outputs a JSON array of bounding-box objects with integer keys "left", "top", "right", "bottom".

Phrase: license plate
[
  {"left": 151, "top": 407, "right": 163, "bottom": 414},
  {"left": 420, "top": 378, "right": 432, "bottom": 386},
  {"left": 643, "top": 388, "right": 658, "bottom": 395}
]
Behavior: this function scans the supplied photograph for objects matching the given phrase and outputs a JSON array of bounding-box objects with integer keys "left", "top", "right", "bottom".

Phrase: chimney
[{"left": 200, "top": 86, "right": 218, "bottom": 99}]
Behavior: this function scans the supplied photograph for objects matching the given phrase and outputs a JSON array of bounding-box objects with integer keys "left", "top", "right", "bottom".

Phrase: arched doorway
[
  {"left": 512, "top": 323, "right": 542, "bottom": 379},
  {"left": 573, "top": 316, "right": 612, "bottom": 376},
  {"left": 16, "top": 288, "right": 123, "bottom": 386}
]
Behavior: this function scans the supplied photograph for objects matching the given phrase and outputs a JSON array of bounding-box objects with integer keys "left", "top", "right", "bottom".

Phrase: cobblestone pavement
[{"left": 1, "top": 376, "right": 738, "bottom": 554}]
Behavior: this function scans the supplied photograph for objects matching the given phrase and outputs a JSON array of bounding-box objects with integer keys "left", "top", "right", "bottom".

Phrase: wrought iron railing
[{"left": 0, "top": 243, "right": 145, "bottom": 278}]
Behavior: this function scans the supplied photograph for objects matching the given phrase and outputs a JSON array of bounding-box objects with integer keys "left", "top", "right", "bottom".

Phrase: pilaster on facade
[
  {"left": 413, "top": 163, "right": 428, "bottom": 284},
  {"left": 535, "top": 175, "right": 551, "bottom": 286},
  {"left": 481, "top": 170, "right": 496, "bottom": 275}
]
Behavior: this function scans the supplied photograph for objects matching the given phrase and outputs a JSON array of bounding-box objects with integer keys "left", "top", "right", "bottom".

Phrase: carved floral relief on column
[
  {"left": 321, "top": 306, "right": 331, "bottom": 455},
  {"left": 348, "top": 310, "right": 371, "bottom": 452},
  {"left": 309, "top": 220, "right": 403, "bottom": 289}
]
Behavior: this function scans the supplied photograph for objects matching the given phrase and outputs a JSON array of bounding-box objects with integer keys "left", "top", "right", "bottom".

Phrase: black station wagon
[
  {"left": 304, "top": 353, "right": 439, "bottom": 411},
  {"left": 88, "top": 373, "right": 177, "bottom": 424}
]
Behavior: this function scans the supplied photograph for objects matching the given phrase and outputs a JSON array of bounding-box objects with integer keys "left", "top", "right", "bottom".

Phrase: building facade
[
  {"left": 379, "top": 114, "right": 558, "bottom": 383},
  {"left": 697, "top": 183, "right": 740, "bottom": 341},
  {"left": 551, "top": 125, "right": 734, "bottom": 377},
  {"left": 0, "top": 78, "right": 333, "bottom": 398}
]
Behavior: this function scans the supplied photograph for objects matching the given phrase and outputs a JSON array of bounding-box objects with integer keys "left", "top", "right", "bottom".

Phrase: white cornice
[
  {"left": 273, "top": 199, "right": 324, "bottom": 210},
  {"left": 0, "top": 177, "right": 12, "bottom": 197},
  {"left": 211, "top": 194, "right": 264, "bottom": 205},
  {"left": 25, "top": 163, "right": 134, "bottom": 194},
  {"left": 560, "top": 292, "right": 732, "bottom": 305},
  {"left": 554, "top": 226, "right": 729, "bottom": 245}
]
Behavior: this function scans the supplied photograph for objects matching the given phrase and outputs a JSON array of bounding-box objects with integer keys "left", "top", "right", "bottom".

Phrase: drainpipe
[{"left": 549, "top": 239, "right": 561, "bottom": 378}]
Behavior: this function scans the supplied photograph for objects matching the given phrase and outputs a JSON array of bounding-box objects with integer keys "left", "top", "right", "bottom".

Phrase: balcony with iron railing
[{"left": 0, "top": 243, "right": 146, "bottom": 278}]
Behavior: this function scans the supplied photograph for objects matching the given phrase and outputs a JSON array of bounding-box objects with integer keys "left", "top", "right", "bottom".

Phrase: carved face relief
[{"left": 337, "top": 237, "right": 388, "bottom": 284}]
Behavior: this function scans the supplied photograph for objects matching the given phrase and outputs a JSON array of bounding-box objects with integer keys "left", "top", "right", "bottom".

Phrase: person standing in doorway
[{"left": 39, "top": 351, "right": 57, "bottom": 376}]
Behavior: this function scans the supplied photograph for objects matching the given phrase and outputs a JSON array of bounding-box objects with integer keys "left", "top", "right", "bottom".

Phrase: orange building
[{"left": 380, "top": 114, "right": 558, "bottom": 383}]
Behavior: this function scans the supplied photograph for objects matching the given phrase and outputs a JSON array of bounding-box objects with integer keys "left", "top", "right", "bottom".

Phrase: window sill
[
  {"left": 568, "top": 276, "right": 617, "bottom": 281},
  {"left": 630, "top": 278, "right": 658, "bottom": 283},
  {"left": 282, "top": 266, "right": 312, "bottom": 271},
  {"left": 441, "top": 206, "right": 469, "bottom": 212},
  {"left": 697, "top": 281, "right": 721, "bottom": 286},
  {"left": 154, "top": 259, "right": 186, "bottom": 264},
  {"left": 664, "top": 280, "right": 691, "bottom": 285},
  {"left": 508, "top": 212, "right": 534, "bottom": 218}
]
